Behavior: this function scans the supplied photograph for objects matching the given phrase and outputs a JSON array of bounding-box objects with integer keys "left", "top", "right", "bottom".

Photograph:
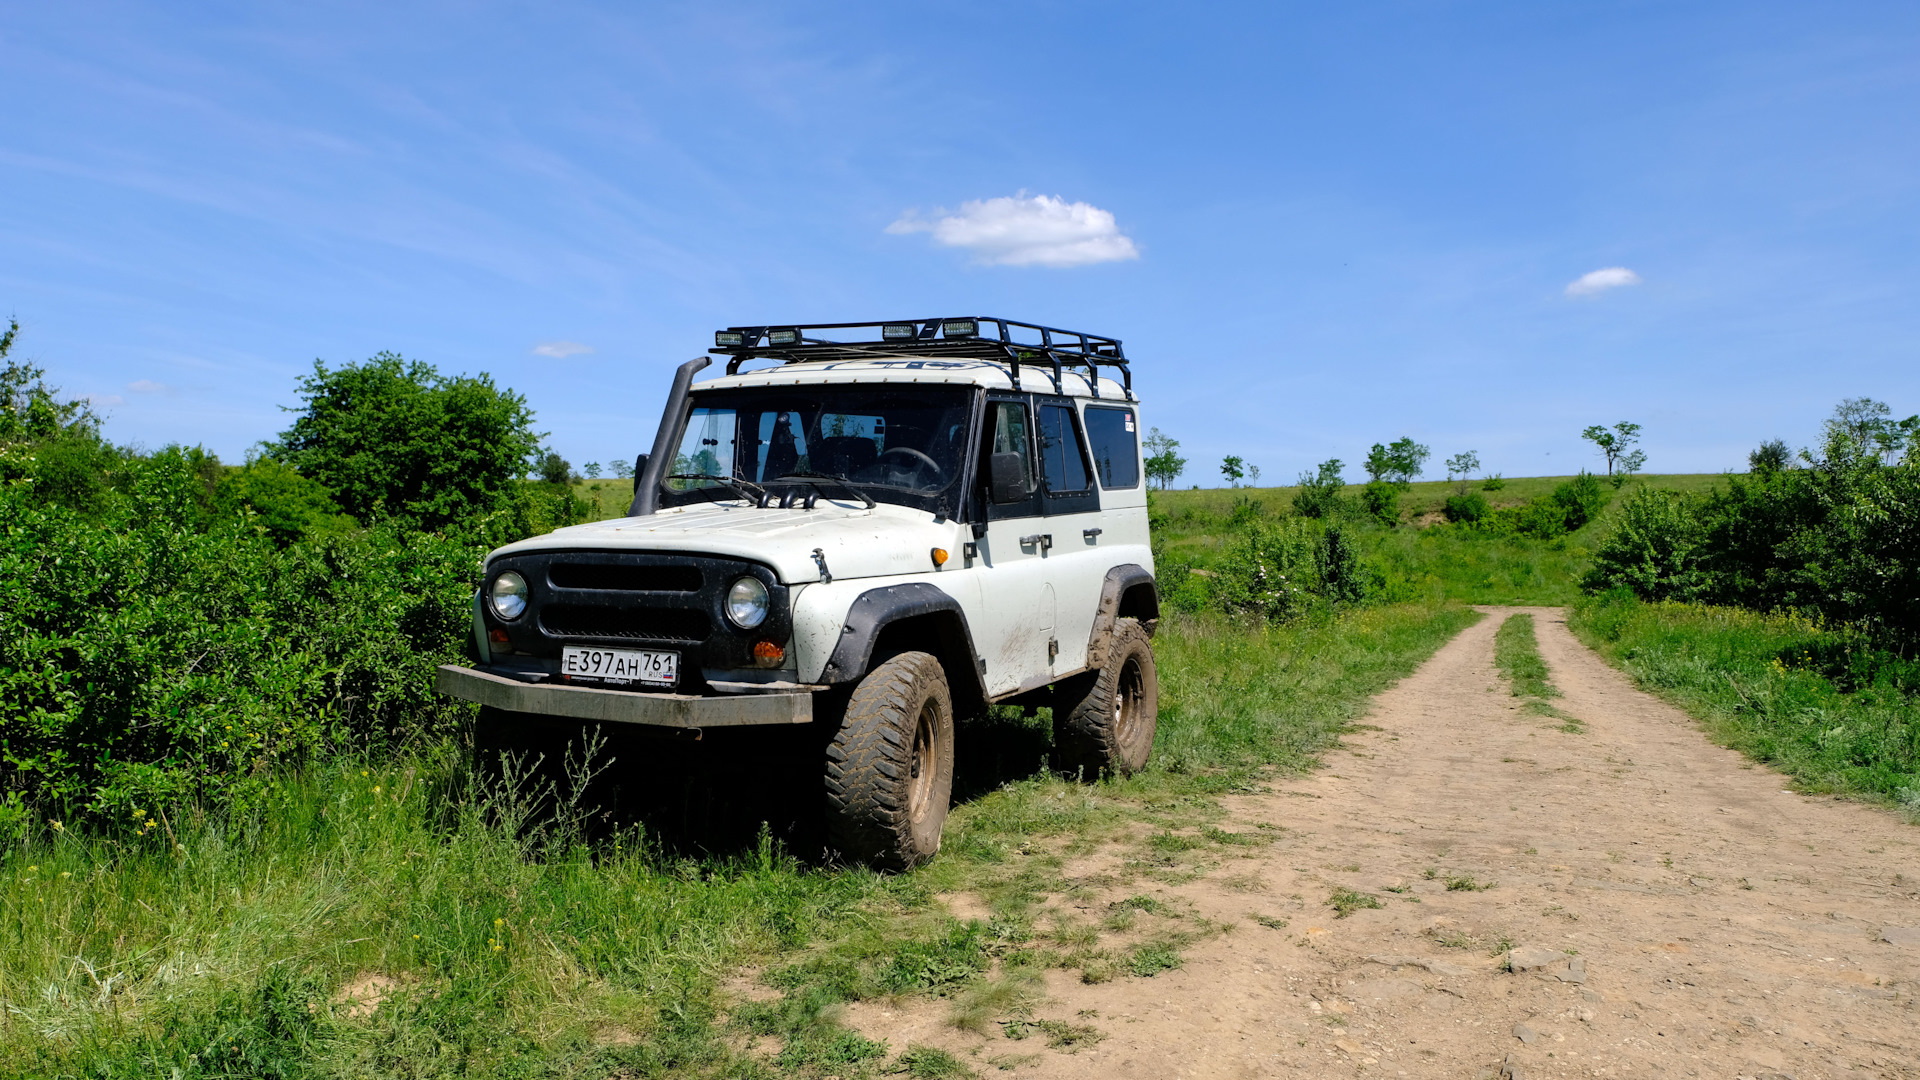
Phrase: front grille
[
  {"left": 540, "top": 604, "right": 711, "bottom": 643},
  {"left": 547, "top": 562, "right": 703, "bottom": 592}
]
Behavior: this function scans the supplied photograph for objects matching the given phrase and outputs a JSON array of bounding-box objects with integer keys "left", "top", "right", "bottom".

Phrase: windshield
[{"left": 660, "top": 385, "right": 973, "bottom": 512}]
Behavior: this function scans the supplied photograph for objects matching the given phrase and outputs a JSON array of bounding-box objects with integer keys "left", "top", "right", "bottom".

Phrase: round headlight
[
  {"left": 489, "top": 570, "right": 529, "bottom": 620},
  {"left": 726, "top": 575, "right": 770, "bottom": 629}
]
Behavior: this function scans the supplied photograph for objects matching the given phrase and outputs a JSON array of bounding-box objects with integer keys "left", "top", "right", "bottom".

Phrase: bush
[
  {"left": 1291, "top": 459, "right": 1347, "bottom": 519},
  {"left": 1210, "top": 518, "right": 1370, "bottom": 621},
  {"left": 215, "top": 458, "right": 357, "bottom": 545},
  {"left": 1584, "top": 422, "right": 1920, "bottom": 649},
  {"left": 1579, "top": 487, "right": 1709, "bottom": 600},
  {"left": 1480, "top": 472, "right": 1606, "bottom": 539},
  {"left": 0, "top": 449, "right": 482, "bottom": 825},
  {"left": 266, "top": 353, "right": 541, "bottom": 531},
  {"left": 1359, "top": 480, "right": 1400, "bottom": 526},
  {"left": 1482, "top": 474, "right": 1506, "bottom": 491},
  {"left": 1442, "top": 492, "right": 1488, "bottom": 523}
]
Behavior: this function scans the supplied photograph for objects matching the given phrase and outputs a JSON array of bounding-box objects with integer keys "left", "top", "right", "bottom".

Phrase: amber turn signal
[
  {"left": 930, "top": 547, "right": 949, "bottom": 566},
  {"left": 752, "top": 639, "right": 786, "bottom": 667},
  {"left": 488, "top": 628, "right": 510, "bottom": 645}
]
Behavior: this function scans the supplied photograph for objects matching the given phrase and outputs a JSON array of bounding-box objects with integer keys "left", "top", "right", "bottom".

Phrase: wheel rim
[
  {"left": 907, "top": 701, "right": 939, "bottom": 823},
  {"left": 1113, "top": 655, "right": 1145, "bottom": 750}
]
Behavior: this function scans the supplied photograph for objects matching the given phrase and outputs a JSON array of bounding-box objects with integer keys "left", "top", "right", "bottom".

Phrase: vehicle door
[
  {"left": 1034, "top": 396, "right": 1104, "bottom": 675},
  {"left": 969, "top": 395, "right": 1057, "bottom": 696}
]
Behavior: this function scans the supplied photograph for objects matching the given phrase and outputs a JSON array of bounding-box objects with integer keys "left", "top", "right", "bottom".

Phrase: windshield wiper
[
  {"left": 771, "top": 471, "right": 877, "bottom": 509},
  {"left": 666, "top": 473, "right": 765, "bottom": 503}
]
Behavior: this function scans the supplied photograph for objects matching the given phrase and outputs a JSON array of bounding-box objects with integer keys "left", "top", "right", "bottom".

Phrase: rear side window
[
  {"left": 1038, "top": 403, "right": 1092, "bottom": 493},
  {"left": 1083, "top": 406, "right": 1140, "bottom": 489}
]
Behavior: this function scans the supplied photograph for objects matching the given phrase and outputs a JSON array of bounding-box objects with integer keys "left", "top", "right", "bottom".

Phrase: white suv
[{"left": 437, "top": 318, "right": 1160, "bottom": 868}]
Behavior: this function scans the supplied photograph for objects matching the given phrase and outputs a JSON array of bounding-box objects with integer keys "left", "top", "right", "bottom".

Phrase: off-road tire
[
  {"left": 823, "top": 651, "right": 955, "bottom": 870},
  {"left": 1054, "top": 617, "right": 1158, "bottom": 778}
]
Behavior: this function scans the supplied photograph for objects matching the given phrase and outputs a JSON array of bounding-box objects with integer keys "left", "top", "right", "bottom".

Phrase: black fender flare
[
  {"left": 821, "top": 583, "right": 989, "bottom": 704},
  {"left": 1087, "top": 563, "right": 1159, "bottom": 668}
]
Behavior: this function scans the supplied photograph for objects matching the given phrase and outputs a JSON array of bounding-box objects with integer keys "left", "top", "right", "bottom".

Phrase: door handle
[
  {"left": 1020, "top": 533, "right": 1053, "bottom": 551},
  {"left": 1083, "top": 528, "right": 1102, "bottom": 540}
]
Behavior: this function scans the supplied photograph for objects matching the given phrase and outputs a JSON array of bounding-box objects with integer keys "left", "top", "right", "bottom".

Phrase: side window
[
  {"left": 1082, "top": 406, "right": 1140, "bottom": 489},
  {"left": 1038, "top": 403, "right": 1092, "bottom": 493},
  {"left": 990, "top": 400, "right": 1036, "bottom": 494}
]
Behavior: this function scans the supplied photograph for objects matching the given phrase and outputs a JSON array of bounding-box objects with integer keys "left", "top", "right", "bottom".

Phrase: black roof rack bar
[{"left": 708, "top": 317, "right": 1132, "bottom": 401}]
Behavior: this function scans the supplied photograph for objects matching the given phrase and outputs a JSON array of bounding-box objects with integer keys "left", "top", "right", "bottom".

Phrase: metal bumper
[{"left": 435, "top": 665, "right": 815, "bottom": 728}]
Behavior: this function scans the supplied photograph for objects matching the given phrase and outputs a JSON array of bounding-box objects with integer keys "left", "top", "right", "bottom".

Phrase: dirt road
[{"left": 852, "top": 607, "right": 1920, "bottom": 1079}]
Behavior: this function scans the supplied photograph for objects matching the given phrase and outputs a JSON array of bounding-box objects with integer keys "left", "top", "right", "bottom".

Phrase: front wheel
[
  {"left": 823, "top": 651, "right": 955, "bottom": 870},
  {"left": 1054, "top": 617, "right": 1158, "bottom": 778}
]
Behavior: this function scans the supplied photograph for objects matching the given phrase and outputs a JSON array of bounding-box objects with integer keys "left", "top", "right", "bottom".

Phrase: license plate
[{"left": 561, "top": 646, "right": 678, "bottom": 687}]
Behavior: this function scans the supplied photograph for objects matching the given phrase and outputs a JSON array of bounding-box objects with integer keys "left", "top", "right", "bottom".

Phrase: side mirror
[
  {"left": 632, "top": 453, "right": 649, "bottom": 494},
  {"left": 989, "top": 452, "right": 1027, "bottom": 503}
]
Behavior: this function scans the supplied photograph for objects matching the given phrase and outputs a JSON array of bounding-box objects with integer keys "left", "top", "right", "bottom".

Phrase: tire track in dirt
[{"left": 849, "top": 607, "right": 1920, "bottom": 1079}]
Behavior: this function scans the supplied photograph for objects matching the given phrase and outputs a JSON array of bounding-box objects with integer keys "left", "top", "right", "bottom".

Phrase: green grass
[
  {"left": 1570, "top": 594, "right": 1920, "bottom": 811},
  {"left": 1151, "top": 472, "right": 1732, "bottom": 523},
  {"left": 0, "top": 598, "right": 1483, "bottom": 1077},
  {"left": 1493, "top": 612, "right": 1582, "bottom": 731}
]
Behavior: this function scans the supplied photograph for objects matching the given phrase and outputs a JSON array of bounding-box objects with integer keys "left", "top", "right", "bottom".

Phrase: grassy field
[
  {"left": 1569, "top": 595, "right": 1920, "bottom": 814},
  {"left": 0, "top": 598, "right": 1481, "bottom": 1079},
  {"left": 1148, "top": 472, "right": 1734, "bottom": 523},
  {"left": 16, "top": 467, "right": 1901, "bottom": 1078}
]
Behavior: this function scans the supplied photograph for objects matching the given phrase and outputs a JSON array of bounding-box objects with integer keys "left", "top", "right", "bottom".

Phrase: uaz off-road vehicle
[{"left": 437, "top": 317, "right": 1159, "bottom": 868}]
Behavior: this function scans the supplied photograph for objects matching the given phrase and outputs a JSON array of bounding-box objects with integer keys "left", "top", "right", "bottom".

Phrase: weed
[
  {"left": 1252, "top": 914, "right": 1291, "bottom": 929},
  {"left": 1328, "top": 888, "right": 1384, "bottom": 918},
  {"left": 1128, "top": 940, "right": 1186, "bottom": 976},
  {"left": 1443, "top": 874, "right": 1496, "bottom": 892},
  {"left": 1003, "top": 1018, "right": 1104, "bottom": 1051},
  {"left": 889, "top": 1046, "right": 978, "bottom": 1078}
]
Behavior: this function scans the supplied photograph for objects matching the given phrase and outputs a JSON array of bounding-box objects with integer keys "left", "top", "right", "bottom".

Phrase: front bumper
[{"left": 436, "top": 665, "right": 815, "bottom": 728}]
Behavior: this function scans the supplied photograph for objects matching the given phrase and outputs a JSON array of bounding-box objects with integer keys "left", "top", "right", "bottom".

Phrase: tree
[
  {"left": 1580, "top": 421, "right": 1647, "bottom": 484},
  {"left": 1143, "top": 427, "right": 1186, "bottom": 491},
  {"left": 1248, "top": 464, "right": 1261, "bottom": 485},
  {"left": 610, "top": 458, "right": 636, "bottom": 480},
  {"left": 1363, "top": 437, "right": 1430, "bottom": 488},
  {"left": 536, "top": 450, "right": 575, "bottom": 486},
  {"left": 1444, "top": 450, "right": 1480, "bottom": 493},
  {"left": 1824, "top": 397, "right": 1918, "bottom": 465},
  {"left": 0, "top": 318, "right": 100, "bottom": 446},
  {"left": 266, "top": 353, "right": 542, "bottom": 531},
  {"left": 1220, "top": 455, "right": 1246, "bottom": 486},
  {"left": 1748, "top": 439, "right": 1793, "bottom": 474},
  {"left": 583, "top": 461, "right": 602, "bottom": 479}
]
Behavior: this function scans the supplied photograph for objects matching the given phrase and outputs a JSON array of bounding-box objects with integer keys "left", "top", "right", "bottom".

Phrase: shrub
[
  {"left": 1583, "top": 409, "right": 1920, "bottom": 650},
  {"left": 1482, "top": 474, "right": 1506, "bottom": 491},
  {"left": 1292, "top": 459, "right": 1347, "bottom": 519},
  {"left": 1210, "top": 518, "right": 1369, "bottom": 621},
  {"left": 1480, "top": 472, "right": 1606, "bottom": 539},
  {"left": 265, "top": 353, "right": 541, "bottom": 531},
  {"left": 1580, "top": 487, "right": 1709, "bottom": 600},
  {"left": 1359, "top": 480, "right": 1400, "bottom": 526},
  {"left": 215, "top": 458, "right": 357, "bottom": 545},
  {"left": 1443, "top": 492, "right": 1489, "bottom": 523}
]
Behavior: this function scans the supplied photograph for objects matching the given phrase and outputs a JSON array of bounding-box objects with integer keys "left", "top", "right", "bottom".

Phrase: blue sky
[{"left": 4, "top": 1, "right": 1917, "bottom": 485}]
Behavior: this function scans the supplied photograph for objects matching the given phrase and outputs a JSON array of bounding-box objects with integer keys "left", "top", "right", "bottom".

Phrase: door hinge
[
  {"left": 1047, "top": 638, "right": 1059, "bottom": 662},
  {"left": 1020, "top": 533, "right": 1053, "bottom": 552}
]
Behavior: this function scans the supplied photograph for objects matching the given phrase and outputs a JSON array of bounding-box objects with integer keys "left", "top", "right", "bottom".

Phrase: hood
[{"left": 486, "top": 499, "right": 965, "bottom": 584}]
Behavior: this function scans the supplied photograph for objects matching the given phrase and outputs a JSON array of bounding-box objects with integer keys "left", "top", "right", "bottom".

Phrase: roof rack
[{"left": 708, "top": 317, "right": 1132, "bottom": 400}]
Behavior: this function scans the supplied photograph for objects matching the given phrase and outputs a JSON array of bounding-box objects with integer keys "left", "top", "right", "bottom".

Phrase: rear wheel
[
  {"left": 823, "top": 651, "right": 955, "bottom": 870},
  {"left": 1054, "top": 617, "right": 1158, "bottom": 778}
]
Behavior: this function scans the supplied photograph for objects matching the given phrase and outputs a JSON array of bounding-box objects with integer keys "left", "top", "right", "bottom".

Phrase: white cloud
[
  {"left": 887, "top": 193, "right": 1139, "bottom": 267},
  {"left": 532, "top": 341, "right": 594, "bottom": 358},
  {"left": 1565, "top": 267, "right": 1643, "bottom": 297},
  {"left": 127, "top": 379, "right": 174, "bottom": 394}
]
